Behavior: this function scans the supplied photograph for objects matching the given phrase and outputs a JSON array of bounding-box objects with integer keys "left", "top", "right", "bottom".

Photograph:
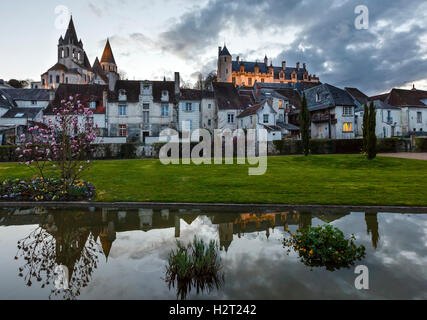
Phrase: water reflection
[{"left": 0, "top": 206, "right": 418, "bottom": 300}]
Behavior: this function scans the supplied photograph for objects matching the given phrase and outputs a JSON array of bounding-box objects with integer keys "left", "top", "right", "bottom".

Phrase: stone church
[
  {"left": 217, "top": 45, "right": 320, "bottom": 87},
  {"left": 41, "top": 16, "right": 119, "bottom": 91}
]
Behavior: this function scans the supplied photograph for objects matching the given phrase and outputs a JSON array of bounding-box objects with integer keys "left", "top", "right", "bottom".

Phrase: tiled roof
[
  {"left": 2, "top": 107, "right": 42, "bottom": 119},
  {"left": 213, "top": 82, "right": 245, "bottom": 111},
  {"left": 368, "top": 93, "right": 389, "bottom": 102},
  {"left": 385, "top": 88, "right": 427, "bottom": 107},
  {"left": 345, "top": 87, "right": 369, "bottom": 105},
  {"left": 273, "top": 89, "right": 302, "bottom": 109},
  {"left": 304, "top": 83, "right": 355, "bottom": 111},
  {"left": 237, "top": 102, "right": 264, "bottom": 118},
  {"left": 109, "top": 80, "right": 177, "bottom": 103},
  {"left": 0, "top": 88, "right": 50, "bottom": 101},
  {"left": 92, "top": 57, "right": 108, "bottom": 82},
  {"left": 180, "top": 89, "right": 214, "bottom": 100},
  {"left": 0, "top": 91, "right": 15, "bottom": 108},
  {"left": 219, "top": 46, "right": 231, "bottom": 56},
  {"left": 45, "top": 84, "right": 109, "bottom": 115},
  {"left": 48, "top": 63, "right": 68, "bottom": 72},
  {"left": 101, "top": 39, "right": 116, "bottom": 64}
]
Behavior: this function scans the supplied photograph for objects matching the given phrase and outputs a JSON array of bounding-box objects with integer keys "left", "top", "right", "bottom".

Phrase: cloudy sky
[{"left": 1, "top": 0, "right": 427, "bottom": 95}]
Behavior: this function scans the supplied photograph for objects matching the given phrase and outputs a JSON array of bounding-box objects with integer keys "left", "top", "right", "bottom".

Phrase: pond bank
[{"left": 1, "top": 201, "right": 426, "bottom": 213}]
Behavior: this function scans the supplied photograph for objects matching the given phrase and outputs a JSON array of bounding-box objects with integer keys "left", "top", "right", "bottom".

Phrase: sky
[{"left": 1, "top": 0, "right": 427, "bottom": 95}]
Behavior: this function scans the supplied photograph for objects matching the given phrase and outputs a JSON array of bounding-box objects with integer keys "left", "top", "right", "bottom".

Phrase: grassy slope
[{"left": 0, "top": 155, "right": 426, "bottom": 206}]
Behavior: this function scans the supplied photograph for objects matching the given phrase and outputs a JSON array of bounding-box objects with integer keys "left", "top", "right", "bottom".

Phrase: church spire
[
  {"left": 63, "top": 16, "right": 80, "bottom": 47},
  {"left": 101, "top": 39, "right": 116, "bottom": 65}
]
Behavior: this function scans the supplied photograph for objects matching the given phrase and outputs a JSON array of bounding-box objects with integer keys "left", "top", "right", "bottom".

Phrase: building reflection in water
[{"left": 0, "top": 207, "right": 380, "bottom": 299}]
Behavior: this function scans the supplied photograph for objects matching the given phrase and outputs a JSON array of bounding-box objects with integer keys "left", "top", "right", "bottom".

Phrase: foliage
[
  {"left": 0, "top": 178, "right": 96, "bottom": 201},
  {"left": 362, "top": 104, "right": 369, "bottom": 153},
  {"left": 7, "top": 79, "right": 29, "bottom": 88},
  {"left": 165, "top": 237, "right": 224, "bottom": 300},
  {"left": 415, "top": 138, "right": 427, "bottom": 152},
  {"left": 283, "top": 224, "right": 366, "bottom": 271},
  {"left": 15, "top": 95, "right": 98, "bottom": 192},
  {"left": 366, "top": 102, "right": 377, "bottom": 160},
  {"left": 299, "top": 94, "right": 311, "bottom": 156}
]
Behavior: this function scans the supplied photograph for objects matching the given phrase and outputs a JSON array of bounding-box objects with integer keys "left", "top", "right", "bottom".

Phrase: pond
[{"left": 0, "top": 206, "right": 426, "bottom": 300}]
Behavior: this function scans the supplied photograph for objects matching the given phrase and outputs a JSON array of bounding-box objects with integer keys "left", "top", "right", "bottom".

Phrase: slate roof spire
[
  {"left": 63, "top": 15, "right": 80, "bottom": 47},
  {"left": 101, "top": 39, "right": 116, "bottom": 64},
  {"left": 219, "top": 44, "right": 231, "bottom": 57}
]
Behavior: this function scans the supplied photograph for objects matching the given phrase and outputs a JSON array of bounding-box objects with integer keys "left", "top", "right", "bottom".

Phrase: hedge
[{"left": 415, "top": 138, "right": 427, "bottom": 152}]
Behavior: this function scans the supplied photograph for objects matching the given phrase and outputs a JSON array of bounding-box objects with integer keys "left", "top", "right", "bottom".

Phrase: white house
[
  {"left": 237, "top": 99, "right": 282, "bottom": 141},
  {"left": 304, "top": 83, "right": 356, "bottom": 140},
  {"left": 213, "top": 82, "right": 246, "bottom": 131},
  {"left": 107, "top": 75, "right": 179, "bottom": 143},
  {"left": 0, "top": 88, "right": 51, "bottom": 109}
]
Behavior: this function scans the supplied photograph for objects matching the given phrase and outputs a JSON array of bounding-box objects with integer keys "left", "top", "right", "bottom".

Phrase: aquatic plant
[
  {"left": 165, "top": 237, "right": 224, "bottom": 300},
  {"left": 283, "top": 224, "right": 366, "bottom": 271}
]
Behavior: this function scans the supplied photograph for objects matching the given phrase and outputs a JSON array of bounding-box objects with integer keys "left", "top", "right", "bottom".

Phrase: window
[
  {"left": 119, "top": 125, "right": 127, "bottom": 137},
  {"left": 31, "top": 101, "right": 37, "bottom": 106},
  {"left": 49, "top": 75, "right": 53, "bottom": 84},
  {"left": 241, "top": 119, "right": 244, "bottom": 127},
  {"left": 185, "top": 103, "right": 192, "bottom": 112},
  {"left": 15, "top": 113, "right": 24, "bottom": 118},
  {"left": 417, "top": 112, "right": 422, "bottom": 123},
  {"left": 232, "top": 77, "right": 236, "bottom": 84},
  {"left": 56, "top": 75, "right": 60, "bottom": 84},
  {"left": 90, "top": 101, "right": 96, "bottom": 109},
  {"left": 42, "top": 79, "right": 45, "bottom": 86},
  {"left": 143, "top": 111, "right": 149, "bottom": 123},
  {"left": 387, "top": 110, "right": 392, "bottom": 123},
  {"left": 119, "top": 104, "right": 127, "bottom": 116},
  {"left": 208, "top": 119, "right": 212, "bottom": 126},
  {"left": 228, "top": 113, "right": 235, "bottom": 124},
  {"left": 161, "top": 104, "right": 169, "bottom": 116},
  {"left": 143, "top": 103, "right": 150, "bottom": 110},
  {"left": 65, "top": 77, "right": 68, "bottom": 84},
  {"left": 343, "top": 122, "right": 353, "bottom": 132},
  {"left": 208, "top": 104, "right": 212, "bottom": 109},
  {"left": 261, "top": 78, "right": 265, "bottom": 83},
  {"left": 316, "top": 93, "right": 321, "bottom": 102},
  {"left": 263, "top": 114, "right": 269, "bottom": 123},
  {"left": 279, "top": 114, "right": 284, "bottom": 122},
  {"left": 250, "top": 116, "right": 253, "bottom": 124},
  {"left": 248, "top": 78, "right": 252, "bottom": 86},
  {"left": 343, "top": 107, "right": 353, "bottom": 116}
]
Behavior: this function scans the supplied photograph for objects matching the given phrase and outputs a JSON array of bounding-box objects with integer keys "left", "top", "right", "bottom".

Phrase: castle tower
[
  {"left": 58, "top": 16, "right": 85, "bottom": 68},
  {"left": 100, "top": 39, "right": 119, "bottom": 90},
  {"left": 217, "top": 45, "right": 232, "bottom": 83}
]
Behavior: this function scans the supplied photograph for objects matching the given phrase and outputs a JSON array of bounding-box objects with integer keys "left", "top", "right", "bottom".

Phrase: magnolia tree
[{"left": 16, "top": 95, "right": 98, "bottom": 190}]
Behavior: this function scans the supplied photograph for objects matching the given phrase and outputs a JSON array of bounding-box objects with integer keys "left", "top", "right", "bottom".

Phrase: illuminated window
[
  {"left": 343, "top": 122, "right": 352, "bottom": 132},
  {"left": 248, "top": 78, "right": 252, "bottom": 86}
]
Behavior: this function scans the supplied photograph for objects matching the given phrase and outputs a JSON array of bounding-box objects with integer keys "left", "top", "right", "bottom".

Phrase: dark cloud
[{"left": 158, "top": 0, "right": 427, "bottom": 95}]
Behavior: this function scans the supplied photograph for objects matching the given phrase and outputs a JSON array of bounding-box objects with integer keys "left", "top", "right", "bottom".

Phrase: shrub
[
  {"left": 0, "top": 145, "right": 17, "bottom": 162},
  {"left": 165, "top": 237, "right": 224, "bottom": 300},
  {"left": 415, "top": 138, "right": 427, "bottom": 152},
  {"left": 119, "top": 143, "right": 137, "bottom": 159},
  {"left": 0, "top": 178, "right": 96, "bottom": 201},
  {"left": 283, "top": 224, "right": 366, "bottom": 271}
]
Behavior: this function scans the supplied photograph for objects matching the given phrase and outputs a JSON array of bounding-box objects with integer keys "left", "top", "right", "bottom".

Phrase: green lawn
[{"left": 0, "top": 155, "right": 426, "bottom": 206}]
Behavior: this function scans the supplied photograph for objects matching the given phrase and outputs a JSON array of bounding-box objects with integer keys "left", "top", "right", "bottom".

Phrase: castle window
[
  {"left": 66, "top": 48, "right": 69, "bottom": 57},
  {"left": 232, "top": 77, "right": 236, "bottom": 84},
  {"left": 261, "top": 78, "right": 265, "bottom": 83},
  {"left": 248, "top": 78, "right": 252, "bottom": 86},
  {"left": 56, "top": 75, "right": 60, "bottom": 84}
]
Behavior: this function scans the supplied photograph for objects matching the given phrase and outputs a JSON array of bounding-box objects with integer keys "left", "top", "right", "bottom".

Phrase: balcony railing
[{"left": 312, "top": 113, "right": 336, "bottom": 123}]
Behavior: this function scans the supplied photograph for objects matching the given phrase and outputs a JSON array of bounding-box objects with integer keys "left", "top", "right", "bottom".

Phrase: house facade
[
  {"left": 304, "top": 84, "right": 356, "bottom": 140},
  {"left": 213, "top": 82, "right": 246, "bottom": 131}
]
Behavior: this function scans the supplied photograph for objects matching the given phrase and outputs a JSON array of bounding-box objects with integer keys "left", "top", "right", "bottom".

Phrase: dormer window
[
  {"left": 316, "top": 93, "right": 321, "bottom": 102},
  {"left": 119, "top": 89, "right": 127, "bottom": 101}
]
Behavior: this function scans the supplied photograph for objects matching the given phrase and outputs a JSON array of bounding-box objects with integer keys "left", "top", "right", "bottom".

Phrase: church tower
[
  {"left": 217, "top": 45, "right": 232, "bottom": 83},
  {"left": 58, "top": 16, "right": 85, "bottom": 69},
  {"left": 100, "top": 39, "right": 119, "bottom": 90}
]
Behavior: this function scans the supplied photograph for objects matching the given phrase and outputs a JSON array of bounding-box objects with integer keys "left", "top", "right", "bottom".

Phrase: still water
[{"left": 0, "top": 206, "right": 426, "bottom": 300}]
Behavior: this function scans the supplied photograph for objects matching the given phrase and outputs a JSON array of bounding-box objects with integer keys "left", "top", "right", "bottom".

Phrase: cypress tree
[
  {"left": 299, "top": 94, "right": 311, "bottom": 156},
  {"left": 367, "top": 102, "right": 377, "bottom": 160},
  {"left": 362, "top": 103, "right": 369, "bottom": 153}
]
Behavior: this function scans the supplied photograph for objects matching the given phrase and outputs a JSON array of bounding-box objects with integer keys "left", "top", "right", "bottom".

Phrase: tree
[
  {"left": 362, "top": 103, "right": 369, "bottom": 153},
  {"left": 299, "top": 94, "right": 311, "bottom": 156},
  {"left": 366, "top": 102, "right": 377, "bottom": 160},
  {"left": 16, "top": 95, "right": 98, "bottom": 191},
  {"left": 8, "top": 79, "right": 29, "bottom": 88}
]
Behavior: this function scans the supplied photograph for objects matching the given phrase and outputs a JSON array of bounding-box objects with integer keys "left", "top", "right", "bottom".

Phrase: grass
[{"left": 0, "top": 154, "right": 426, "bottom": 206}]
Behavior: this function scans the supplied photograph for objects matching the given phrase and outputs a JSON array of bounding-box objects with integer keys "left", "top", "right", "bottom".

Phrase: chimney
[
  {"left": 103, "top": 89, "right": 108, "bottom": 108},
  {"left": 282, "top": 61, "right": 286, "bottom": 70},
  {"left": 175, "top": 72, "right": 180, "bottom": 96},
  {"left": 264, "top": 55, "right": 268, "bottom": 66},
  {"left": 236, "top": 56, "right": 240, "bottom": 63},
  {"left": 218, "top": 46, "right": 222, "bottom": 57},
  {"left": 296, "top": 62, "right": 300, "bottom": 70}
]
